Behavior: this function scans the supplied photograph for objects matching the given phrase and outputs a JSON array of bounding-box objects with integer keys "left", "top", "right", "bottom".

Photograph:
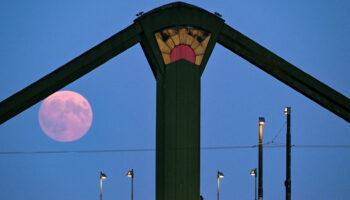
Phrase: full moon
[{"left": 38, "top": 91, "right": 93, "bottom": 142}]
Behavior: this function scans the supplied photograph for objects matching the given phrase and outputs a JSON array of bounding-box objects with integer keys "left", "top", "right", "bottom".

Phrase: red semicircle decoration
[{"left": 170, "top": 45, "right": 196, "bottom": 64}]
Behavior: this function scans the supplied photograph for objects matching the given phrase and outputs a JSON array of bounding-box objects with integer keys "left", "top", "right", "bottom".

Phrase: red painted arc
[{"left": 170, "top": 45, "right": 196, "bottom": 64}]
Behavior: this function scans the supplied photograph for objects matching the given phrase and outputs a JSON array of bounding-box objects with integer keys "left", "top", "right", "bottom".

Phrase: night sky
[{"left": 1, "top": 1, "right": 349, "bottom": 200}]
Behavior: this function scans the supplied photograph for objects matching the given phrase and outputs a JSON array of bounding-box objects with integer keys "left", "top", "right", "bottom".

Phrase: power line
[
  {"left": 293, "top": 145, "right": 350, "bottom": 148},
  {"left": 0, "top": 148, "right": 155, "bottom": 155},
  {"left": 265, "top": 121, "right": 286, "bottom": 145},
  {"left": 0, "top": 144, "right": 349, "bottom": 155}
]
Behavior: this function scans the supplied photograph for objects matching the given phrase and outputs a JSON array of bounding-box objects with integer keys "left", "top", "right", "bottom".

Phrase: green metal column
[{"left": 156, "top": 59, "right": 200, "bottom": 200}]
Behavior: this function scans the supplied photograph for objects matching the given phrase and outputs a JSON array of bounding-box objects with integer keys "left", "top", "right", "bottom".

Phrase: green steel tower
[{"left": 1, "top": 2, "right": 350, "bottom": 200}]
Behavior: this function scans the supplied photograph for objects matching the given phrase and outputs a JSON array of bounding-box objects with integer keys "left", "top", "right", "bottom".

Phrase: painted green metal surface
[
  {"left": 135, "top": 3, "right": 225, "bottom": 199},
  {"left": 2, "top": 2, "right": 347, "bottom": 126},
  {"left": 218, "top": 23, "right": 350, "bottom": 122},
  {"left": 135, "top": 2, "right": 224, "bottom": 77},
  {"left": 0, "top": 2, "right": 349, "bottom": 200},
  {"left": 156, "top": 59, "right": 200, "bottom": 200},
  {"left": 0, "top": 23, "right": 142, "bottom": 124}
]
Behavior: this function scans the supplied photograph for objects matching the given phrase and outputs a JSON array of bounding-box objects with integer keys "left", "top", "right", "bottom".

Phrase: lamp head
[
  {"left": 250, "top": 169, "right": 256, "bottom": 176},
  {"left": 127, "top": 169, "right": 134, "bottom": 178},
  {"left": 218, "top": 171, "right": 224, "bottom": 179},
  {"left": 259, "top": 117, "right": 265, "bottom": 125},
  {"left": 100, "top": 172, "right": 107, "bottom": 180},
  {"left": 284, "top": 107, "right": 291, "bottom": 115}
]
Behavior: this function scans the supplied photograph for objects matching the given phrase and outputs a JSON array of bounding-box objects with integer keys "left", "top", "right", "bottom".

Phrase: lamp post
[
  {"left": 250, "top": 168, "right": 257, "bottom": 200},
  {"left": 100, "top": 172, "right": 107, "bottom": 200},
  {"left": 217, "top": 171, "right": 224, "bottom": 200},
  {"left": 258, "top": 117, "right": 265, "bottom": 200},
  {"left": 127, "top": 169, "right": 134, "bottom": 200},
  {"left": 284, "top": 107, "right": 291, "bottom": 200}
]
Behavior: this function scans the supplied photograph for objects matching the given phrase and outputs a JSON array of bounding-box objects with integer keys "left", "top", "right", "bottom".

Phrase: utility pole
[
  {"left": 284, "top": 107, "right": 291, "bottom": 200},
  {"left": 258, "top": 117, "right": 265, "bottom": 200}
]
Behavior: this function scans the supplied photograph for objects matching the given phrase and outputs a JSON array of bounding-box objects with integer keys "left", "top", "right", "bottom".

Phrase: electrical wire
[
  {"left": 0, "top": 144, "right": 349, "bottom": 155},
  {"left": 264, "top": 121, "right": 287, "bottom": 145}
]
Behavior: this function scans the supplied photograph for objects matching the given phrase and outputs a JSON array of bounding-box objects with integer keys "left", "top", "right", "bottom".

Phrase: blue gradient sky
[{"left": 0, "top": 1, "right": 349, "bottom": 199}]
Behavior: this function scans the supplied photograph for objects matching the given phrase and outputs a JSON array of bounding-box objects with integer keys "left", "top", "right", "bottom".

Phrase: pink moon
[{"left": 38, "top": 91, "right": 93, "bottom": 142}]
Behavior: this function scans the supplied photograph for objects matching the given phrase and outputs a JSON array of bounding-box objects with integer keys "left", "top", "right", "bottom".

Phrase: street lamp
[
  {"left": 127, "top": 169, "right": 134, "bottom": 200},
  {"left": 100, "top": 172, "right": 107, "bottom": 200},
  {"left": 217, "top": 170, "right": 224, "bottom": 200},
  {"left": 250, "top": 168, "right": 257, "bottom": 200},
  {"left": 258, "top": 117, "right": 265, "bottom": 200},
  {"left": 284, "top": 107, "right": 291, "bottom": 200}
]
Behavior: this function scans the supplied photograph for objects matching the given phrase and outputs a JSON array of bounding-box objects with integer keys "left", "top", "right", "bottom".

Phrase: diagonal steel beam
[
  {"left": 218, "top": 23, "right": 350, "bottom": 123},
  {"left": 0, "top": 23, "right": 142, "bottom": 124}
]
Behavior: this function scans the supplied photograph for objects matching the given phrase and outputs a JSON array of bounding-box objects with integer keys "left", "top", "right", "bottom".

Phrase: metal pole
[
  {"left": 255, "top": 168, "right": 257, "bottom": 200},
  {"left": 285, "top": 107, "right": 291, "bottom": 200},
  {"left": 217, "top": 171, "right": 220, "bottom": 200},
  {"left": 258, "top": 117, "right": 264, "bottom": 200},
  {"left": 132, "top": 169, "right": 134, "bottom": 200},
  {"left": 100, "top": 177, "right": 102, "bottom": 200}
]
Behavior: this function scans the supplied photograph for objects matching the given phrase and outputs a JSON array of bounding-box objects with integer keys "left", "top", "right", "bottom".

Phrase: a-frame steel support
[
  {"left": 1, "top": 3, "right": 349, "bottom": 125},
  {"left": 0, "top": 2, "right": 349, "bottom": 200},
  {"left": 218, "top": 24, "right": 350, "bottom": 123},
  {"left": 0, "top": 23, "right": 142, "bottom": 124}
]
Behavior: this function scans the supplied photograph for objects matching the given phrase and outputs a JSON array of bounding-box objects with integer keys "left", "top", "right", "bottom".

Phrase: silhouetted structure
[
  {"left": 1, "top": 2, "right": 350, "bottom": 200},
  {"left": 258, "top": 118, "right": 265, "bottom": 200},
  {"left": 284, "top": 107, "right": 291, "bottom": 200}
]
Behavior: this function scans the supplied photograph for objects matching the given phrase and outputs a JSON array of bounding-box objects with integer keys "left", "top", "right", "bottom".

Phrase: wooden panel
[
  {"left": 154, "top": 27, "right": 212, "bottom": 66},
  {"left": 179, "top": 28, "right": 188, "bottom": 44},
  {"left": 162, "top": 53, "right": 171, "bottom": 65},
  {"left": 195, "top": 55, "right": 204, "bottom": 66},
  {"left": 155, "top": 32, "right": 171, "bottom": 54},
  {"left": 194, "top": 35, "right": 211, "bottom": 55}
]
